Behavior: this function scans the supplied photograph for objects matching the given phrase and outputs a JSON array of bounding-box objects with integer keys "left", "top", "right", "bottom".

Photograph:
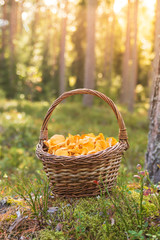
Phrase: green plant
[
  {"left": 128, "top": 229, "right": 144, "bottom": 239},
  {"left": 134, "top": 164, "right": 146, "bottom": 228},
  {"left": 7, "top": 171, "right": 50, "bottom": 228},
  {"left": 146, "top": 175, "right": 160, "bottom": 209},
  {"left": 98, "top": 164, "right": 160, "bottom": 239}
]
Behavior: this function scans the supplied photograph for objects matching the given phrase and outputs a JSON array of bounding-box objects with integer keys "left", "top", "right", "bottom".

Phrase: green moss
[
  {"left": 145, "top": 226, "right": 160, "bottom": 240},
  {"left": 72, "top": 196, "right": 138, "bottom": 239},
  {"left": 38, "top": 229, "right": 65, "bottom": 240},
  {"left": 7, "top": 197, "right": 25, "bottom": 206},
  {"left": 142, "top": 200, "right": 159, "bottom": 218},
  {"left": 129, "top": 191, "right": 159, "bottom": 218},
  {"left": 6, "top": 214, "right": 17, "bottom": 221}
]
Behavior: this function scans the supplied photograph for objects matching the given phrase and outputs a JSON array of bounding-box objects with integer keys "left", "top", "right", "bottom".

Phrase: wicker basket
[{"left": 36, "top": 88, "right": 129, "bottom": 198}]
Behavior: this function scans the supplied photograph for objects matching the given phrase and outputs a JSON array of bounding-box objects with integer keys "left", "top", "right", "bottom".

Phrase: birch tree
[{"left": 146, "top": 0, "right": 160, "bottom": 183}]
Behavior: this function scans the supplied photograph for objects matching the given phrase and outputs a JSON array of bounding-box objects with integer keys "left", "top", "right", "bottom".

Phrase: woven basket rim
[{"left": 36, "top": 140, "right": 127, "bottom": 161}]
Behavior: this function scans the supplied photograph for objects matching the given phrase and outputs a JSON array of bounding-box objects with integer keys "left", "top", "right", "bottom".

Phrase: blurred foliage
[{"left": 0, "top": 0, "right": 155, "bottom": 101}]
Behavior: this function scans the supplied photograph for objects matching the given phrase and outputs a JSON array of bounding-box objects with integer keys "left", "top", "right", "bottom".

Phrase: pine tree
[{"left": 83, "top": 0, "right": 97, "bottom": 106}]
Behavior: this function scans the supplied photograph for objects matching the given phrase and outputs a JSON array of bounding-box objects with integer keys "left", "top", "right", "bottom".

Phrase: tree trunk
[
  {"left": 128, "top": 0, "right": 138, "bottom": 112},
  {"left": 145, "top": 1, "right": 160, "bottom": 184},
  {"left": 103, "top": 2, "right": 115, "bottom": 85},
  {"left": 120, "top": 0, "right": 138, "bottom": 112},
  {"left": 73, "top": 3, "right": 86, "bottom": 89},
  {"left": 9, "top": 0, "right": 17, "bottom": 97},
  {"left": 59, "top": 0, "right": 68, "bottom": 95},
  {"left": 103, "top": 13, "right": 110, "bottom": 81},
  {"left": 28, "top": 0, "right": 40, "bottom": 66},
  {"left": 146, "top": 62, "right": 160, "bottom": 184},
  {"left": 83, "top": 0, "right": 97, "bottom": 106},
  {"left": 151, "top": 0, "right": 160, "bottom": 95},
  {"left": 1, "top": 0, "right": 7, "bottom": 61},
  {"left": 120, "top": 0, "right": 131, "bottom": 105},
  {"left": 108, "top": 8, "right": 115, "bottom": 85},
  {"left": 17, "top": 0, "right": 24, "bottom": 34}
]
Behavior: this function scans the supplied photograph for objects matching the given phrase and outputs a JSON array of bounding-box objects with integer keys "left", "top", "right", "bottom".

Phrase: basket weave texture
[{"left": 36, "top": 89, "right": 129, "bottom": 197}]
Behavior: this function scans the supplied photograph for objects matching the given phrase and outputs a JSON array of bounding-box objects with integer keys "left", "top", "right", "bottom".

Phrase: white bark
[{"left": 146, "top": 22, "right": 160, "bottom": 183}]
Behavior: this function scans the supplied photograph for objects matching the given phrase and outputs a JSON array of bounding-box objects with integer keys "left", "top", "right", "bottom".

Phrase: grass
[{"left": 1, "top": 98, "right": 159, "bottom": 240}]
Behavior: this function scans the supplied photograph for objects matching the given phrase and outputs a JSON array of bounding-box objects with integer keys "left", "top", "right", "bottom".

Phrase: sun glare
[
  {"left": 43, "top": 0, "right": 75, "bottom": 6},
  {"left": 143, "top": 0, "right": 156, "bottom": 12},
  {"left": 113, "top": 0, "right": 127, "bottom": 14},
  {"left": 113, "top": 0, "right": 156, "bottom": 14},
  {"left": 43, "top": 0, "right": 57, "bottom": 6},
  {"left": 43, "top": 0, "right": 156, "bottom": 13}
]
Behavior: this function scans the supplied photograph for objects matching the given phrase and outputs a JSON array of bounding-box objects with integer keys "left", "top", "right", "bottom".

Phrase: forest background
[
  {"left": 0, "top": 0, "right": 158, "bottom": 180},
  {"left": 1, "top": 0, "right": 160, "bottom": 239}
]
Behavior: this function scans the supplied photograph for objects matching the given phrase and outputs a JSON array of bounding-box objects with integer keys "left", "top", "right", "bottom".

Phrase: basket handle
[{"left": 39, "top": 88, "right": 128, "bottom": 145}]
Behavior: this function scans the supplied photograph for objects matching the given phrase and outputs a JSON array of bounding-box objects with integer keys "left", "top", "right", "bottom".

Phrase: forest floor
[{"left": 0, "top": 99, "right": 160, "bottom": 239}]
